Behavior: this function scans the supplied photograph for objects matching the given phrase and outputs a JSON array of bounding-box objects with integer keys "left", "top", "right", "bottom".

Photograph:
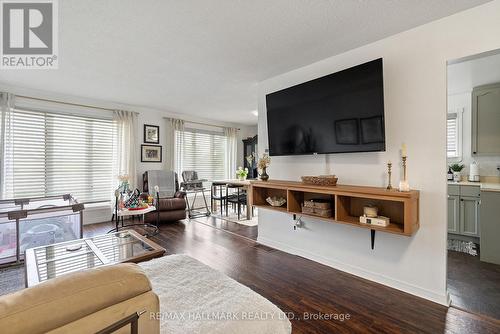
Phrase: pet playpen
[{"left": 0, "top": 194, "right": 83, "bottom": 265}]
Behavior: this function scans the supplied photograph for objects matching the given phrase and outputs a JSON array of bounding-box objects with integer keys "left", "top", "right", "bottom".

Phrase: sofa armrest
[
  {"left": 174, "top": 191, "right": 186, "bottom": 199},
  {"left": 0, "top": 263, "right": 154, "bottom": 334},
  {"left": 157, "top": 197, "right": 186, "bottom": 211}
]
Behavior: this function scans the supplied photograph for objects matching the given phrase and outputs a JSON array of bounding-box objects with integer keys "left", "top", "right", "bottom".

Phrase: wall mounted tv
[{"left": 266, "top": 58, "right": 385, "bottom": 156}]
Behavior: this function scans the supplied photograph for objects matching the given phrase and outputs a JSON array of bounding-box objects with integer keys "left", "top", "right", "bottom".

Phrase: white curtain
[
  {"left": 0, "top": 93, "right": 14, "bottom": 199},
  {"left": 167, "top": 118, "right": 184, "bottom": 173},
  {"left": 224, "top": 127, "right": 238, "bottom": 179},
  {"left": 113, "top": 110, "right": 138, "bottom": 190}
]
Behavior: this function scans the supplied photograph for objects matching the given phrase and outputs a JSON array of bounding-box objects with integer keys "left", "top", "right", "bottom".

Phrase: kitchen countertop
[{"left": 448, "top": 180, "right": 500, "bottom": 192}]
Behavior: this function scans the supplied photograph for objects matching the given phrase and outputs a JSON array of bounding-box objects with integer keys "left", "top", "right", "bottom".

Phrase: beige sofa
[{"left": 0, "top": 263, "right": 159, "bottom": 334}]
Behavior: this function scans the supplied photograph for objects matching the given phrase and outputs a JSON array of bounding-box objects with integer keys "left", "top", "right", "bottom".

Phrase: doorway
[{"left": 446, "top": 49, "right": 500, "bottom": 319}]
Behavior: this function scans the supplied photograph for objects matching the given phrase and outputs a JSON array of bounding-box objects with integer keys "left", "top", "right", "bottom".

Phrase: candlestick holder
[
  {"left": 386, "top": 162, "right": 393, "bottom": 190},
  {"left": 403, "top": 156, "right": 407, "bottom": 180},
  {"left": 399, "top": 156, "right": 410, "bottom": 192}
]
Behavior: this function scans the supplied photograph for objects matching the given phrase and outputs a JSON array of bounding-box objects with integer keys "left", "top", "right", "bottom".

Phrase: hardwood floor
[
  {"left": 192, "top": 215, "right": 258, "bottom": 240},
  {"left": 448, "top": 250, "right": 500, "bottom": 320},
  {"left": 1, "top": 219, "right": 499, "bottom": 333},
  {"left": 90, "top": 220, "right": 499, "bottom": 333}
]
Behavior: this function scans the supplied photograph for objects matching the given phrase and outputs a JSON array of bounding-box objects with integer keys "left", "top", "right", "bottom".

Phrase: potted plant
[
  {"left": 236, "top": 167, "right": 249, "bottom": 181},
  {"left": 449, "top": 163, "right": 464, "bottom": 182},
  {"left": 257, "top": 154, "right": 271, "bottom": 181}
]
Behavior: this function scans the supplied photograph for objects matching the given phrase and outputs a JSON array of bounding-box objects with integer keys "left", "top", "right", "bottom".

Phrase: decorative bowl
[
  {"left": 266, "top": 196, "right": 286, "bottom": 207},
  {"left": 301, "top": 175, "right": 338, "bottom": 186}
]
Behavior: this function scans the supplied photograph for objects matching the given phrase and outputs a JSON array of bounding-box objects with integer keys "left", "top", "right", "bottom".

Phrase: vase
[
  {"left": 238, "top": 175, "right": 247, "bottom": 181},
  {"left": 260, "top": 167, "right": 269, "bottom": 181},
  {"left": 453, "top": 171, "right": 461, "bottom": 183}
]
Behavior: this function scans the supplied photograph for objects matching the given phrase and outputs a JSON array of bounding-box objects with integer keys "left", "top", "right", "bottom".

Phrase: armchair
[{"left": 142, "top": 171, "right": 186, "bottom": 223}]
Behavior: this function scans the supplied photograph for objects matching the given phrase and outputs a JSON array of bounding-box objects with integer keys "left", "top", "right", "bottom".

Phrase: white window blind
[
  {"left": 447, "top": 112, "right": 459, "bottom": 158},
  {"left": 175, "top": 128, "right": 228, "bottom": 181},
  {"left": 4, "top": 108, "right": 115, "bottom": 202}
]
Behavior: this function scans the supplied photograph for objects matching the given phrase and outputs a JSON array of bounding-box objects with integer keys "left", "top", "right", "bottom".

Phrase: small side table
[{"left": 108, "top": 206, "right": 159, "bottom": 236}]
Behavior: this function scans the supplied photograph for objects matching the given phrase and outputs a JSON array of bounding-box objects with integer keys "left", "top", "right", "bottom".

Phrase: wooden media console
[{"left": 249, "top": 180, "right": 419, "bottom": 248}]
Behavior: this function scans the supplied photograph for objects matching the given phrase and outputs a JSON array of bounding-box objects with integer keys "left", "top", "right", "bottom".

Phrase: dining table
[{"left": 211, "top": 179, "right": 253, "bottom": 220}]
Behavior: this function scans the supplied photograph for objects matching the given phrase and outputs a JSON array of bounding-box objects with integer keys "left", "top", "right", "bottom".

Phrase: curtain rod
[
  {"left": 163, "top": 117, "right": 240, "bottom": 130},
  {"left": 14, "top": 94, "right": 138, "bottom": 114}
]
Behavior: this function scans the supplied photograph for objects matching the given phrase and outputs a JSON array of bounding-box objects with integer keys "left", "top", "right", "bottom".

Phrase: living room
[{"left": 1, "top": 1, "right": 500, "bottom": 333}]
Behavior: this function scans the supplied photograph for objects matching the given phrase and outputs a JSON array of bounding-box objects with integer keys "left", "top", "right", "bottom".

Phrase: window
[
  {"left": 175, "top": 128, "right": 228, "bottom": 181},
  {"left": 447, "top": 110, "right": 462, "bottom": 159},
  {"left": 2, "top": 108, "right": 115, "bottom": 202}
]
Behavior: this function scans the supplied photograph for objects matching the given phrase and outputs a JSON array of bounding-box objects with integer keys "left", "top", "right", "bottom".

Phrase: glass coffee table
[{"left": 24, "top": 230, "right": 165, "bottom": 287}]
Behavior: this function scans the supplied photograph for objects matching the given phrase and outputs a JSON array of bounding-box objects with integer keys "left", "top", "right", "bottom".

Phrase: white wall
[
  {"left": 447, "top": 53, "right": 500, "bottom": 176},
  {"left": 257, "top": 0, "right": 500, "bottom": 305}
]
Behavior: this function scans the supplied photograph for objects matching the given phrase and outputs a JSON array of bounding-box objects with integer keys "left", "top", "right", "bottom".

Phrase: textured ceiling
[{"left": 0, "top": 0, "right": 491, "bottom": 124}]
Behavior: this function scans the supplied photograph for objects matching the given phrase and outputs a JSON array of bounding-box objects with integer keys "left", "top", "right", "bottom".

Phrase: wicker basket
[
  {"left": 303, "top": 199, "right": 331, "bottom": 210},
  {"left": 301, "top": 205, "right": 333, "bottom": 218},
  {"left": 301, "top": 175, "right": 338, "bottom": 186}
]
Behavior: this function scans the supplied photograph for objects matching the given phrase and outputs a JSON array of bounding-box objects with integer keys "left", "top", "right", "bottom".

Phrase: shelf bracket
[{"left": 371, "top": 230, "right": 375, "bottom": 250}]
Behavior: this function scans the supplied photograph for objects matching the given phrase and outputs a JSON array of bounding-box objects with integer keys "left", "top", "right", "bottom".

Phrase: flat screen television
[{"left": 266, "top": 58, "right": 385, "bottom": 156}]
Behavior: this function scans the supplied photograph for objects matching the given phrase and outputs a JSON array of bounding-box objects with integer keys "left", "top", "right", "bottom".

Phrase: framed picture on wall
[
  {"left": 144, "top": 124, "right": 160, "bottom": 144},
  {"left": 141, "top": 145, "right": 162, "bottom": 162}
]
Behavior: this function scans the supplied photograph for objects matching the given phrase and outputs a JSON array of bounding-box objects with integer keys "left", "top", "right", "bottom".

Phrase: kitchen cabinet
[
  {"left": 459, "top": 196, "right": 480, "bottom": 237},
  {"left": 480, "top": 190, "right": 500, "bottom": 265},
  {"left": 447, "top": 194, "right": 459, "bottom": 234},
  {"left": 472, "top": 83, "right": 500, "bottom": 155},
  {"left": 447, "top": 185, "right": 480, "bottom": 237}
]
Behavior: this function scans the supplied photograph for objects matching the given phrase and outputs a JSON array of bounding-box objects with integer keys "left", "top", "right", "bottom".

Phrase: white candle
[{"left": 402, "top": 143, "right": 407, "bottom": 157}]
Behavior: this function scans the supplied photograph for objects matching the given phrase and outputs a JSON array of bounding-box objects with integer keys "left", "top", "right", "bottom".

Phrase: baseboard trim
[{"left": 257, "top": 236, "right": 448, "bottom": 306}]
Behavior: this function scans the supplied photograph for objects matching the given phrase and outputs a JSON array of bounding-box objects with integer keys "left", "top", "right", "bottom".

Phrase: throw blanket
[
  {"left": 139, "top": 255, "right": 292, "bottom": 334},
  {"left": 147, "top": 170, "right": 176, "bottom": 198}
]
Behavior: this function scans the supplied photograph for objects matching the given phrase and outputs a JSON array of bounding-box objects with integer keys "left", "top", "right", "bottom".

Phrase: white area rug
[{"left": 139, "top": 254, "right": 291, "bottom": 334}]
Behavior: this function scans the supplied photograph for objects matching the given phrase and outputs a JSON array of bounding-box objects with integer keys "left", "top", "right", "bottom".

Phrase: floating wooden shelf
[{"left": 249, "top": 180, "right": 419, "bottom": 248}]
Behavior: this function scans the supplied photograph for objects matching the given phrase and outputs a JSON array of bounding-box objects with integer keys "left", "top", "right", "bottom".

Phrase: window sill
[{"left": 83, "top": 201, "right": 111, "bottom": 211}]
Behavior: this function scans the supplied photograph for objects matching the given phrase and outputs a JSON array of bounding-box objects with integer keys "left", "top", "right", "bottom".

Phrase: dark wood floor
[
  {"left": 193, "top": 215, "right": 258, "bottom": 240},
  {"left": 448, "top": 250, "right": 500, "bottom": 320},
  {"left": 85, "top": 220, "right": 499, "bottom": 334}
]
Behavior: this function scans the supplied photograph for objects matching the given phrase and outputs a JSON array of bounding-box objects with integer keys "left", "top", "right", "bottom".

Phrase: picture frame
[
  {"left": 141, "top": 145, "right": 162, "bottom": 162},
  {"left": 334, "top": 118, "right": 359, "bottom": 145},
  {"left": 360, "top": 116, "right": 385, "bottom": 144},
  {"left": 144, "top": 124, "right": 160, "bottom": 144}
]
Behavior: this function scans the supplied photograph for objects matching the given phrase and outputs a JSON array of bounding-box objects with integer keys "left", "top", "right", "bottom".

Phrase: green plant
[
  {"left": 236, "top": 167, "right": 248, "bottom": 178},
  {"left": 449, "top": 163, "right": 464, "bottom": 172}
]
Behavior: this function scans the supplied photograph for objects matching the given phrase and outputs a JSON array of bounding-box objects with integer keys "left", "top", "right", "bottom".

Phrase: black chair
[
  {"left": 225, "top": 184, "right": 247, "bottom": 220},
  {"left": 211, "top": 181, "right": 228, "bottom": 215}
]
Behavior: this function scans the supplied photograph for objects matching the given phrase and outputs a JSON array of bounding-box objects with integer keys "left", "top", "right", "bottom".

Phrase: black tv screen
[{"left": 266, "top": 58, "right": 385, "bottom": 156}]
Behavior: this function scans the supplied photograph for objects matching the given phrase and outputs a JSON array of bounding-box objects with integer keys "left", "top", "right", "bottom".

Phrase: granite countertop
[{"left": 448, "top": 180, "right": 500, "bottom": 192}]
